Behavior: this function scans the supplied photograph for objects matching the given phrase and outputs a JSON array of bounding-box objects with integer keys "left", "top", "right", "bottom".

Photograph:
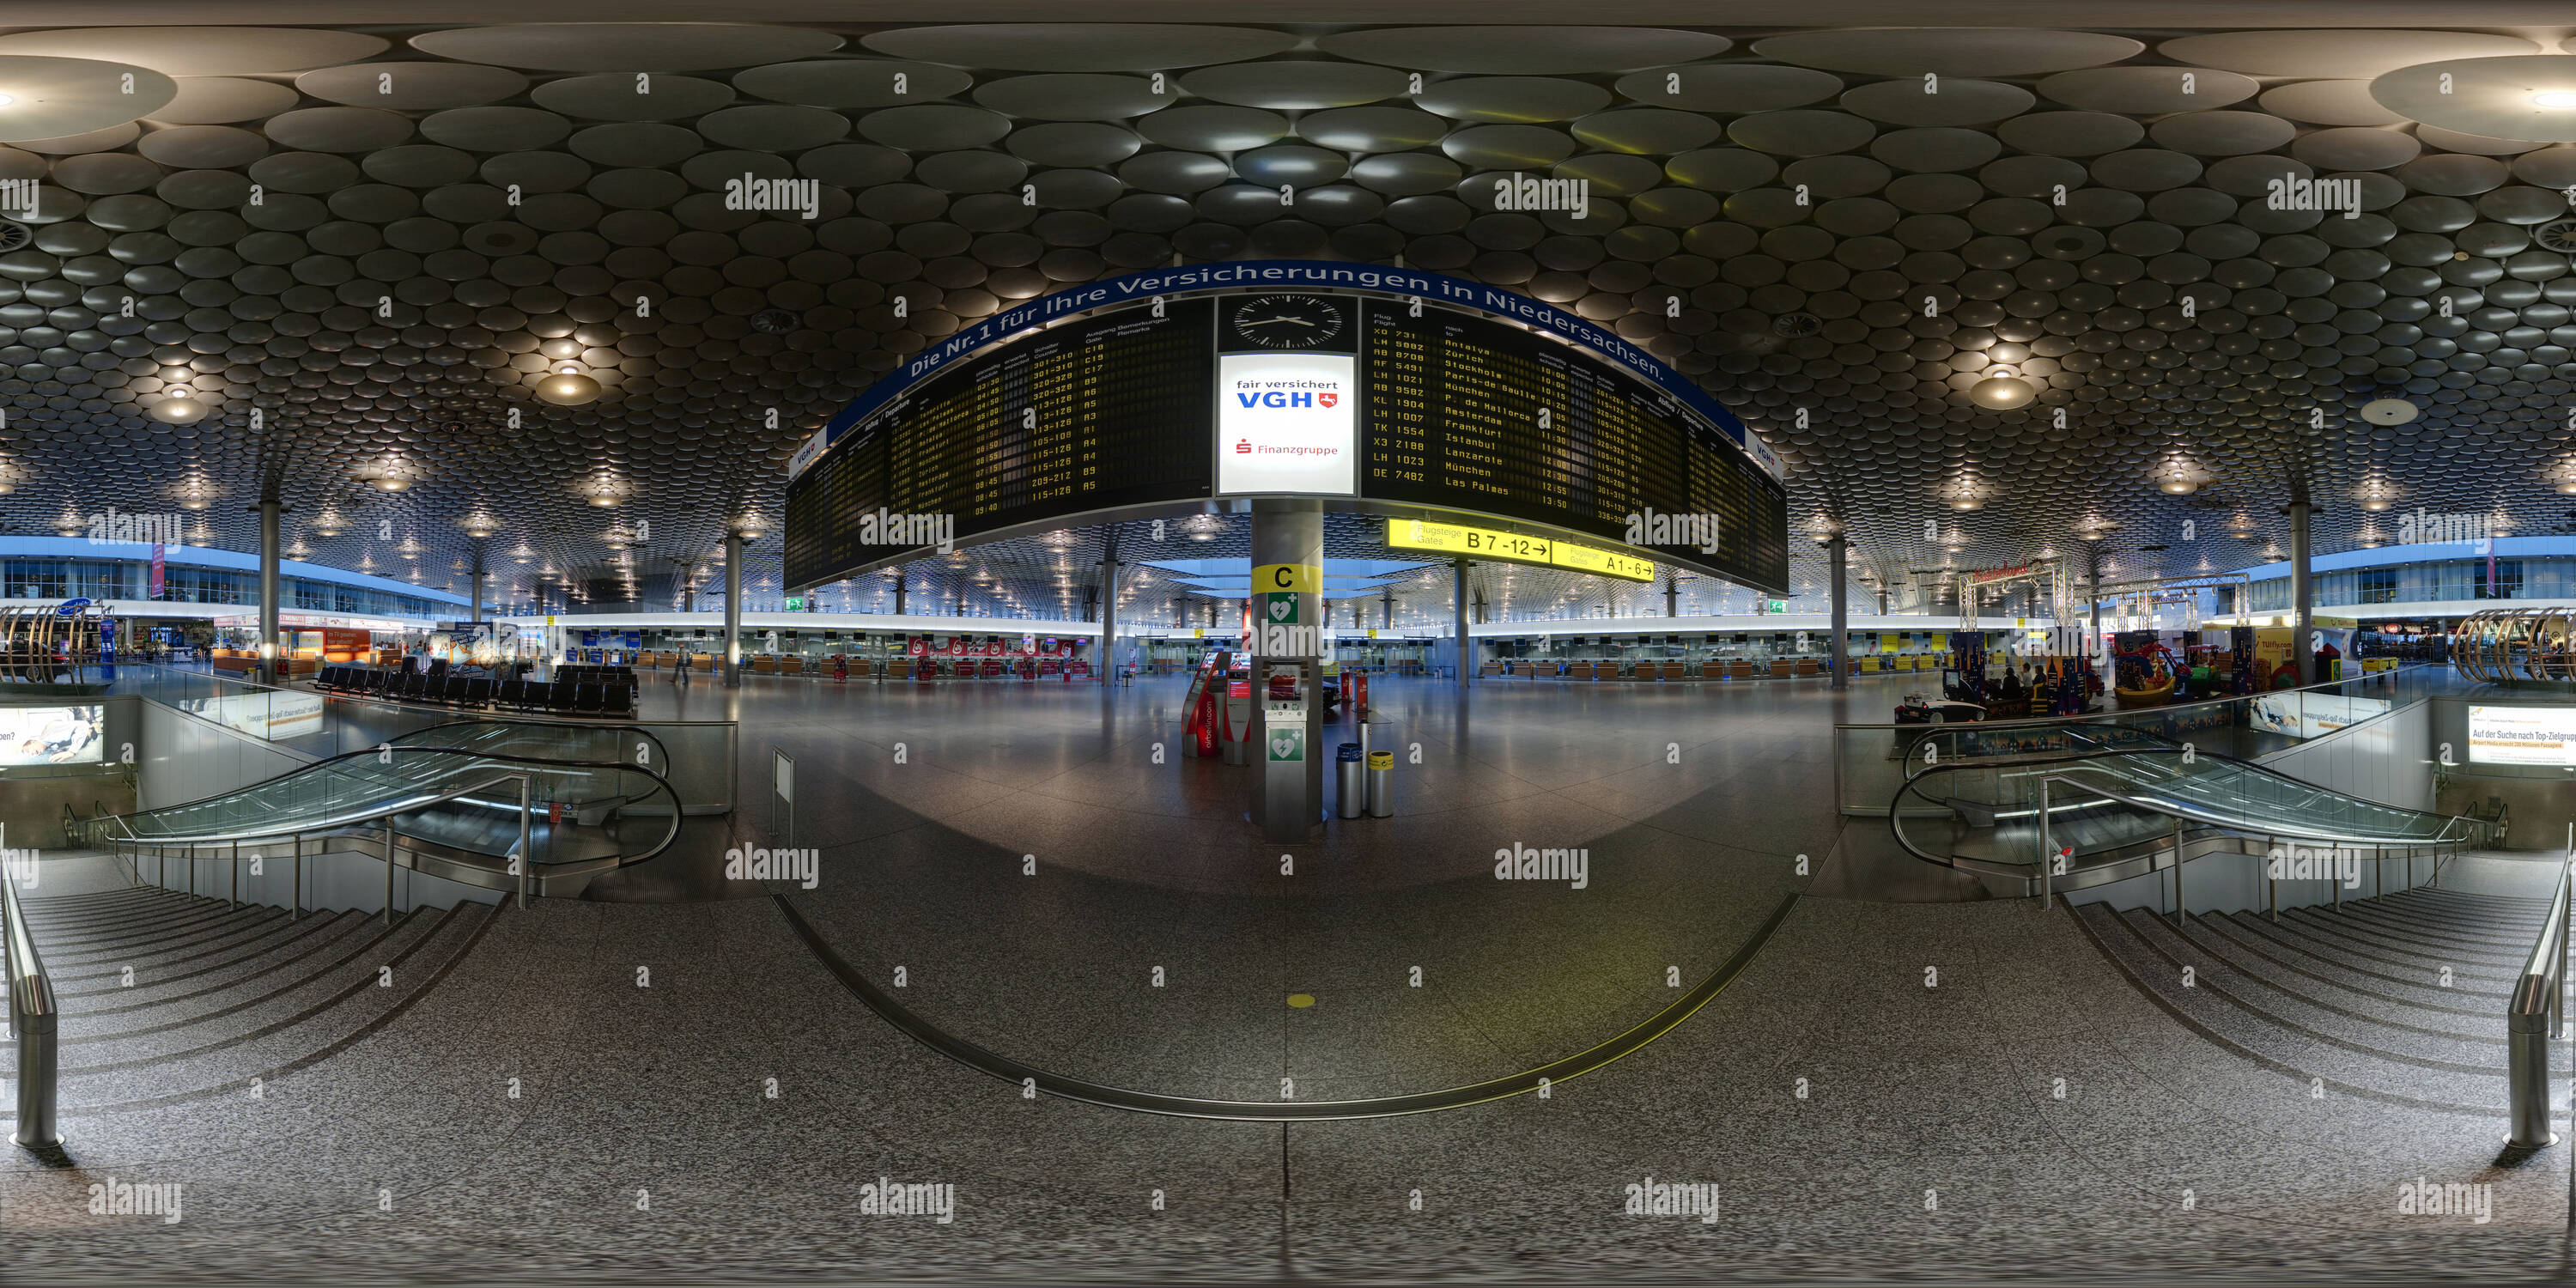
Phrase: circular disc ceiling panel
[
  {"left": 409, "top": 23, "right": 841, "bottom": 72},
  {"left": 1179, "top": 63, "right": 1412, "bottom": 111},
  {"left": 2160, "top": 29, "right": 2539, "bottom": 78},
  {"left": 2257, "top": 80, "right": 2408, "bottom": 127},
  {"left": 863, "top": 24, "right": 1295, "bottom": 72},
  {"left": 732, "top": 61, "right": 971, "bottom": 111},
  {"left": 0, "top": 57, "right": 178, "bottom": 143},
  {"left": 1616, "top": 64, "right": 1841, "bottom": 113},
  {"left": 295, "top": 62, "right": 530, "bottom": 110},
  {"left": 0, "top": 27, "right": 386, "bottom": 76},
  {"left": 148, "top": 76, "right": 301, "bottom": 125},
  {"left": 2373, "top": 56, "right": 2576, "bottom": 143},
  {"left": 1318, "top": 26, "right": 1728, "bottom": 74},
  {"left": 1753, "top": 27, "right": 2142, "bottom": 76}
]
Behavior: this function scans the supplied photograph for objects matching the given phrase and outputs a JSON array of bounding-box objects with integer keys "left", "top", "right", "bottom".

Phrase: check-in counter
[{"left": 1567, "top": 661, "right": 1596, "bottom": 680}]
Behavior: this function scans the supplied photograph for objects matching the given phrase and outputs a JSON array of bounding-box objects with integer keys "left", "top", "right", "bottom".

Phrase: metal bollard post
[
  {"left": 9, "top": 1008, "right": 57, "bottom": 1150},
  {"left": 519, "top": 775, "right": 533, "bottom": 911},
  {"left": 1336, "top": 744, "right": 1364, "bottom": 819},
  {"left": 2038, "top": 778, "right": 2053, "bottom": 911},
  {"left": 2170, "top": 816, "right": 2185, "bottom": 925}
]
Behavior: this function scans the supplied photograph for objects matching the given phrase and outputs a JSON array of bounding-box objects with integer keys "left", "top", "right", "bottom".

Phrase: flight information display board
[
  {"left": 788, "top": 278, "right": 1788, "bottom": 596},
  {"left": 785, "top": 299, "right": 1215, "bottom": 589},
  {"left": 1359, "top": 304, "right": 1786, "bottom": 596}
]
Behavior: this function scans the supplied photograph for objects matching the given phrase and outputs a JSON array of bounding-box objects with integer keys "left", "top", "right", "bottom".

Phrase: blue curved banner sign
[
  {"left": 784, "top": 259, "right": 1790, "bottom": 596},
  {"left": 793, "top": 259, "right": 1779, "bottom": 484}
]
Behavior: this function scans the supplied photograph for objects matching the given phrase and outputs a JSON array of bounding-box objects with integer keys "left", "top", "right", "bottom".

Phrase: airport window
[
  {"left": 2358, "top": 568, "right": 2397, "bottom": 604},
  {"left": 2476, "top": 560, "right": 2522, "bottom": 599}
]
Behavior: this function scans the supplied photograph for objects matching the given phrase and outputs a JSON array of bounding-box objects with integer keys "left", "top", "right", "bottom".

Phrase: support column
[
  {"left": 1665, "top": 576, "right": 1678, "bottom": 618},
  {"left": 2289, "top": 497, "right": 2313, "bottom": 686},
  {"left": 1098, "top": 555, "right": 1120, "bottom": 683},
  {"left": 721, "top": 532, "right": 743, "bottom": 688},
  {"left": 1249, "top": 507, "right": 1324, "bottom": 841},
  {"left": 2087, "top": 547, "right": 2104, "bottom": 667},
  {"left": 1829, "top": 534, "right": 1849, "bottom": 691},
  {"left": 469, "top": 544, "right": 485, "bottom": 624},
  {"left": 893, "top": 572, "right": 904, "bottom": 616},
  {"left": 1453, "top": 556, "right": 1472, "bottom": 691},
  {"left": 256, "top": 495, "right": 282, "bottom": 684},
  {"left": 1381, "top": 588, "right": 1393, "bottom": 630}
]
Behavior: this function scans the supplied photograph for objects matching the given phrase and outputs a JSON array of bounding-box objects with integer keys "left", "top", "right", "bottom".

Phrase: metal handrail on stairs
[
  {"left": 2504, "top": 826, "right": 2575, "bottom": 1236},
  {"left": 3, "top": 850, "right": 58, "bottom": 1151}
]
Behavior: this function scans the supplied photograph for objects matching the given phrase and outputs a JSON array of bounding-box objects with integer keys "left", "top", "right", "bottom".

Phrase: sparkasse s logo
[{"left": 1235, "top": 438, "right": 1251, "bottom": 453}]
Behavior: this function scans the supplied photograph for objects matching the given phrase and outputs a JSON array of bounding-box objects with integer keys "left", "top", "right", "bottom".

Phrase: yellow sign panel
[
  {"left": 1384, "top": 518, "right": 1656, "bottom": 583},
  {"left": 1879, "top": 634, "right": 1899, "bottom": 651},
  {"left": 1252, "top": 562, "right": 1321, "bottom": 593}
]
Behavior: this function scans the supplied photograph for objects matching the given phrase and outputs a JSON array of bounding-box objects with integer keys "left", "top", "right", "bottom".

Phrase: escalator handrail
[
  {"left": 394, "top": 717, "right": 673, "bottom": 786},
  {"left": 72, "top": 744, "right": 684, "bottom": 873},
  {"left": 1888, "top": 744, "right": 2482, "bottom": 872},
  {"left": 81, "top": 716, "right": 668, "bottom": 831},
  {"left": 1837, "top": 660, "right": 2457, "bottom": 733}
]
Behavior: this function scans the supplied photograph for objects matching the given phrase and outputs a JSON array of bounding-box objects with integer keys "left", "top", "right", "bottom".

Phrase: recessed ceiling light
[{"left": 2536, "top": 90, "right": 2576, "bottom": 108}]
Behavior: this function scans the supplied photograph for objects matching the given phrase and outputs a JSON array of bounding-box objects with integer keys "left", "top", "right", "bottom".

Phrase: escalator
[
  {"left": 1889, "top": 738, "right": 2494, "bottom": 896},
  {"left": 65, "top": 720, "right": 682, "bottom": 899}
]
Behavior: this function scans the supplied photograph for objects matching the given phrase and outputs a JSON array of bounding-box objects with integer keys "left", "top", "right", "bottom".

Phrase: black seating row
[
  {"left": 314, "top": 665, "right": 634, "bottom": 717},
  {"left": 556, "top": 664, "right": 635, "bottom": 686}
]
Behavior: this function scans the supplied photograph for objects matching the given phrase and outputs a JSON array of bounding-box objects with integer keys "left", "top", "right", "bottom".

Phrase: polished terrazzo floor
[{"left": 11, "top": 669, "right": 2569, "bottom": 1282}]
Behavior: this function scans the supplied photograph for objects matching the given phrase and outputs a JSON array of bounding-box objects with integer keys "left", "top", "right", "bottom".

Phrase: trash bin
[
  {"left": 1367, "top": 750, "right": 1394, "bottom": 817},
  {"left": 1337, "top": 743, "right": 1364, "bottom": 819}
]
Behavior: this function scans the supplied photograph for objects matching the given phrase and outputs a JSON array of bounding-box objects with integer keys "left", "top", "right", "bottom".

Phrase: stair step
[
  {"left": 2228, "top": 911, "right": 2522, "bottom": 987},
  {"left": 2123, "top": 912, "right": 2524, "bottom": 1072},
  {"left": 2198, "top": 913, "right": 2511, "bottom": 1010},
  {"left": 43, "top": 908, "right": 300, "bottom": 972},
  {"left": 2276, "top": 908, "right": 2530, "bottom": 967},
  {"left": 2075, "top": 903, "right": 2509, "bottom": 1112},
  {"left": 41, "top": 902, "right": 496, "bottom": 1109},
  {"left": 2327, "top": 901, "right": 2547, "bottom": 946},
  {"left": 60, "top": 913, "right": 400, "bottom": 1038},
  {"left": 58, "top": 907, "right": 452, "bottom": 1066},
  {"left": 50, "top": 912, "right": 365, "bottom": 999},
  {"left": 27, "top": 897, "right": 248, "bottom": 946}
]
